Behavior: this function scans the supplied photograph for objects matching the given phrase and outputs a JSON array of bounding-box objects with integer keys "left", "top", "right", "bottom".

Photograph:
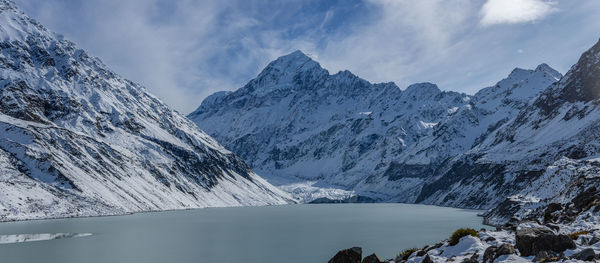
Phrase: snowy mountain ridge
[
  {"left": 191, "top": 36, "right": 600, "bottom": 214},
  {"left": 0, "top": 0, "right": 292, "bottom": 221},
  {"left": 190, "top": 46, "right": 567, "bottom": 205},
  {"left": 423, "top": 39, "right": 600, "bottom": 217}
]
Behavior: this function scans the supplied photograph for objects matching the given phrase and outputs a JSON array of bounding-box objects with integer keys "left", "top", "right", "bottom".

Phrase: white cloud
[
  {"left": 15, "top": 0, "right": 315, "bottom": 113},
  {"left": 316, "top": 0, "right": 478, "bottom": 87},
  {"left": 16, "top": 0, "right": 600, "bottom": 113},
  {"left": 18, "top": 0, "right": 482, "bottom": 108},
  {"left": 480, "top": 0, "right": 558, "bottom": 26}
]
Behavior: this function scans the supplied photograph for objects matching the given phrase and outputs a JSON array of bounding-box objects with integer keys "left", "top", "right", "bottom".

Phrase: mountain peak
[
  {"left": 507, "top": 67, "right": 531, "bottom": 80},
  {"left": 401, "top": 82, "right": 443, "bottom": 100},
  {"left": 281, "top": 50, "right": 311, "bottom": 61},
  {"left": 591, "top": 37, "right": 600, "bottom": 53},
  {"left": 535, "top": 63, "right": 551, "bottom": 72},
  {"left": 506, "top": 63, "right": 562, "bottom": 82},
  {"left": 404, "top": 82, "right": 441, "bottom": 94},
  {"left": 262, "top": 50, "right": 321, "bottom": 74},
  {"left": 535, "top": 63, "right": 562, "bottom": 79},
  {"left": 250, "top": 50, "right": 328, "bottom": 94},
  {"left": 474, "top": 63, "right": 561, "bottom": 107}
]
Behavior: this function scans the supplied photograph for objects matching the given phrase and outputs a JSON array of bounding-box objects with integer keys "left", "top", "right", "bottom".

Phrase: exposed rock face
[
  {"left": 572, "top": 187, "right": 599, "bottom": 210},
  {"left": 484, "top": 159, "right": 600, "bottom": 226},
  {"left": 515, "top": 228, "right": 575, "bottom": 257},
  {"left": 544, "top": 203, "right": 563, "bottom": 223},
  {"left": 0, "top": 0, "right": 291, "bottom": 221},
  {"left": 328, "top": 247, "right": 362, "bottom": 263},
  {"left": 537, "top": 39, "right": 600, "bottom": 112}
]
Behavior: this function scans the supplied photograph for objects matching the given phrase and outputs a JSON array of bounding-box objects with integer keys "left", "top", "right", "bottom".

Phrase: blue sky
[{"left": 15, "top": 0, "right": 600, "bottom": 114}]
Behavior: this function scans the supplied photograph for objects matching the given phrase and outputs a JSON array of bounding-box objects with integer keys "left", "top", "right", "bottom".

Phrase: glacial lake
[{"left": 0, "top": 204, "right": 488, "bottom": 263}]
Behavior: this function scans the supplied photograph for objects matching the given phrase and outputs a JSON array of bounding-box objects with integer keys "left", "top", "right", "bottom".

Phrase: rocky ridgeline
[{"left": 330, "top": 187, "right": 600, "bottom": 262}]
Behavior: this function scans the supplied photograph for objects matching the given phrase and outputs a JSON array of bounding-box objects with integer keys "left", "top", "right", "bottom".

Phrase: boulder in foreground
[
  {"left": 362, "top": 253, "right": 385, "bottom": 263},
  {"left": 571, "top": 248, "right": 597, "bottom": 261},
  {"left": 329, "top": 247, "right": 362, "bottom": 263},
  {"left": 515, "top": 228, "right": 575, "bottom": 256}
]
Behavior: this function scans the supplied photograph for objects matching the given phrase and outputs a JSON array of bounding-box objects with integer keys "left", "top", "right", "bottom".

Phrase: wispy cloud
[
  {"left": 316, "top": 0, "right": 478, "bottom": 86},
  {"left": 15, "top": 0, "right": 329, "bottom": 113},
  {"left": 13, "top": 0, "right": 600, "bottom": 114},
  {"left": 480, "top": 0, "right": 558, "bottom": 26}
]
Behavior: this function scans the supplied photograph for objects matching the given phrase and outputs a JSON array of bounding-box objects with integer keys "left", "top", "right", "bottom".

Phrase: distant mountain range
[
  {"left": 190, "top": 35, "right": 600, "bottom": 221},
  {"left": 0, "top": 0, "right": 291, "bottom": 221}
]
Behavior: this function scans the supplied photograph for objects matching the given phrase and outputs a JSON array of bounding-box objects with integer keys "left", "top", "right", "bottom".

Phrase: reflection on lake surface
[{"left": 0, "top": 233, "right": 92, "bottom": 244}]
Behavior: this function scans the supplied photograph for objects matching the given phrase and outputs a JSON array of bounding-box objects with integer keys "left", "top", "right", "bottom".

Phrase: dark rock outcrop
[
  {"left": 532, "top": 250, "right": 561, "bottom": 262},
  {"left": 515, "top": 228, "right": 576, "bottom": 256},
  {"left": 463, "top": 253, "right": 479, "bottom": 263},
  {"left": 422, "top": 254, "right": 434, "bottom": 263},
  {"left": 571, "top": 248, "right": 597, "bottom": 261},
  {"left": 362, "top": 253, "right": 385, "bottom": 263},
  {"left": 572, "top": 187, "right": 599, "bottom": 211},
  {"left": 543, "top": 203, "right": 563, "bottom": 223},
  {"left": 580, "top": 235, "right": 600, "bottom": 246},
  {"left": 497, "top": 244, "right": 516, "bottom": 255},
  {"left": 483, "top": 244, "right": 515, "bottom": 263},
  {"left": 329, "top": 247, "right": 362, "bottom": 263}
]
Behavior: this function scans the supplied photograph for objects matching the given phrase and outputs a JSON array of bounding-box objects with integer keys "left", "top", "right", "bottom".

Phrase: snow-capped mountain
[
  {"left": 0, "top": 0, "right": 292, "bottom": 221},
  {"left": 189, "top": 47, "right": 564, "bottom": 204},
  {"left": 418, "top": 39, "right": 600, "bottom": 213}
]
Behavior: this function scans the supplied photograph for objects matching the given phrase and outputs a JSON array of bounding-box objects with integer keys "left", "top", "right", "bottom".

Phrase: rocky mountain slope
[
  {"left": 0, "top": 0, "right": 292, "bottom": 222},
  {"left": 190, "top": 46, "right": 567, "bottom": 206},
  {"left": 417, "top": 39, "right": 600, "bottom": 212}
]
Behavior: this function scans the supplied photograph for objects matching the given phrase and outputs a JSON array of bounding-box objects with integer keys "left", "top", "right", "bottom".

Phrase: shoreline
[{"left": 0, "top": 202, "right": 490, "bottom": 224}]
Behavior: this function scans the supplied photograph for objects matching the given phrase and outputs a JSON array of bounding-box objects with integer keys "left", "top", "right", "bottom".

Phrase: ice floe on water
[{"left": 0, "top": 233, "right": 92, "bottom": 244}]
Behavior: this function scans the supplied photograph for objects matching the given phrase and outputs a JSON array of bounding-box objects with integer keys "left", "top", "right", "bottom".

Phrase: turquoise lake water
[{"left": 0, "top": 203, "right": 488, "bottom": 262}]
